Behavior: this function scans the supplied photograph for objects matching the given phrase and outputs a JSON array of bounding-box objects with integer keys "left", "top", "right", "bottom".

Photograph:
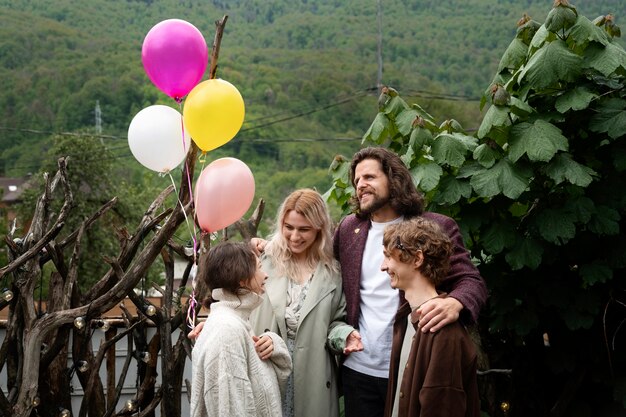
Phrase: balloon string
[
  {"left": 187, "top": 290, "right": 198, "bottom": 330},
  {"left": 177, "top": 109, "right": 199, "bottom": 266},
  {"left": 176, "top": 107, "right": 201, "bottom": 330},
  {"left": 168, "top": 172, "right": 195, "bottom": 248},
  {"left": 178, "top": 104, "right": 188, "bottom": 152}
]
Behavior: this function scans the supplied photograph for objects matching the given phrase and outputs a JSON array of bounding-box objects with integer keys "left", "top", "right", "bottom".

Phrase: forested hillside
[{"left": 1, "top": 0, "right": 624, "bottom": 226}]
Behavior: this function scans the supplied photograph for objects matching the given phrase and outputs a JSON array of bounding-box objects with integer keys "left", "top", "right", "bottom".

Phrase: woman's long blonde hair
[{"left": 265, "top": 189, "right": 338, "bottom": 278}]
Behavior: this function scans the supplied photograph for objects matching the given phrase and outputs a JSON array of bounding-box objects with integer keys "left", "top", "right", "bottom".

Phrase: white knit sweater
[{"left": 190, "top": 289, "right": 292, "bottom": 417}]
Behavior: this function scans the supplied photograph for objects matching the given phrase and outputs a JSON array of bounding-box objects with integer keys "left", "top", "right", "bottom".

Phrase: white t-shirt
[{"left": 343, "top": 217, "right": 403, "bottom": 378}]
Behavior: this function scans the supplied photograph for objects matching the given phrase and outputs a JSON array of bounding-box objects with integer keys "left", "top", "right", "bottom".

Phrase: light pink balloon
[
  {"left": 142, "top": 19, "right": 208, "bottom": 101},
  {"left": 194, "top": 158, "right": 255, "bottom": 233}
]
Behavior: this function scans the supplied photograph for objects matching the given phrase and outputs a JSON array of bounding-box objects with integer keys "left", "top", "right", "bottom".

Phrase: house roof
[{"left": 0, "top": 177, "right": 29, "bottom": 203}]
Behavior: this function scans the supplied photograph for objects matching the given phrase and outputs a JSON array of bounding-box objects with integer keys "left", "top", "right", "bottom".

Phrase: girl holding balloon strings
[{"left": 190, "top": 189, "right": 363, "bottom": 417}]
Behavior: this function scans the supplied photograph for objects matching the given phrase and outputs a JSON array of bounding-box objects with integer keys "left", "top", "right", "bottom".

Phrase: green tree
[
  {"left": 17, "top": 135, "right": 166, "bottom": 292},
  {"left": 328, "top": 3, "right": 626, "bottom": 416}
]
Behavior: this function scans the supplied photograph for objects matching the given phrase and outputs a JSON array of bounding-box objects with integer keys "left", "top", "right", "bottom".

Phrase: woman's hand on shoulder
[{"left": 250, "top": 238, "right": 268, "bottom": 256}]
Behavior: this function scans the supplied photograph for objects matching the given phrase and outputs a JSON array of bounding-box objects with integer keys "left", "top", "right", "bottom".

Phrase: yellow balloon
[{"left": 183, "top": 79, "right": 245, "bottom": 152}]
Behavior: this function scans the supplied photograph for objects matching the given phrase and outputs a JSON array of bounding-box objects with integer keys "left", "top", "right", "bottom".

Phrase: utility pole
[
  {"left": 95, "top": 100, "right": 103, "bottom": 145},
  {"left": 376, "top": 0, "right": 383, "bottom": 92}
]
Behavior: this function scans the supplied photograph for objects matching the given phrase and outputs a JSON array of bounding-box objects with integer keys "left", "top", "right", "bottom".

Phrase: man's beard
[{"left": 359, "top": 194, "right": 390, "bottom": 215}]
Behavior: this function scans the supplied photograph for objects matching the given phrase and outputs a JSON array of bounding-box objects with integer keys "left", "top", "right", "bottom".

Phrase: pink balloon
[
  {"left": 194, "top": 158, "right": 255, "bottom": 233},
  {"left": 142, "top": 19, "right": 208, "bottom": 101}
]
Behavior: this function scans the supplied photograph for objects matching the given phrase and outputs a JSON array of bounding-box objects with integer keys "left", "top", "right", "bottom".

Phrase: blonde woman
[{"left": 251, "top": 188, "right": 363, "bottom": 417}]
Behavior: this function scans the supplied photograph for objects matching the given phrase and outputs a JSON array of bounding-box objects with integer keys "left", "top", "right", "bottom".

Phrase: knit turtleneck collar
[{"left": 210, "top": 288, "right": 263, "bottom": 321}]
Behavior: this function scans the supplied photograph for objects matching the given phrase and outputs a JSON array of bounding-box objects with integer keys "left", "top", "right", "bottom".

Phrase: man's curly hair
[{"left": 383, "top": 217, "right": 452, "bottom": 286}]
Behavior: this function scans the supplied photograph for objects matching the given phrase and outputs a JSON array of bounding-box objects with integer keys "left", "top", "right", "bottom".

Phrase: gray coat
[{"left": 250, "top": 257, "right": 355, "bottom": 417}]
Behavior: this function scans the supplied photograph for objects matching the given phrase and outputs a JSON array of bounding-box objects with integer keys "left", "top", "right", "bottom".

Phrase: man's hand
[
  {"left": 415, "top": 297, "right": 462, "bottom": 333},
  {"left": 343, "top": 330, "right": 364, "bottom": 355},
  {"left": 253, "top": 335, "right": 274, "bottom": 360},
  {"left": 187, "top": 321, "right": 205, "bottom": 341}
]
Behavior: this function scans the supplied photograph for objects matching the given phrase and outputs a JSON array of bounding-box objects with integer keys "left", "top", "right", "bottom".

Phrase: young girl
[{"left": 190, "top": 242, "right": 292, "bottom": 417}]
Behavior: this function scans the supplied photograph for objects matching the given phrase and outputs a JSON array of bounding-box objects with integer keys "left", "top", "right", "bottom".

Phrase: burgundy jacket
[
  {"left": 384, "top": 301, "right": 480, "bottom": 417},
  {"left": 333, "top": 212, "right": 488, "bottom": 328}
]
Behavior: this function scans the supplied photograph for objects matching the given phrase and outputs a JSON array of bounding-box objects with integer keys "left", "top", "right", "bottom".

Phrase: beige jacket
[{"left": 250, "top": 258, "right": 355, "bottom": 417}]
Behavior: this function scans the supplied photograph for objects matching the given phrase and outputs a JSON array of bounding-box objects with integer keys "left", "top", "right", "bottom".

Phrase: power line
[
  {"left": 240, "top": 93, "right": 370, "bottom": 133},
  {"left": 403, "top": 89, "right": 481, "bottom": 102},
  {"left": 244, "top": 87, "right": 377, "bottom": 124},
  {"left": 0, "top": 90, "right": 367, "bottom": 141}
]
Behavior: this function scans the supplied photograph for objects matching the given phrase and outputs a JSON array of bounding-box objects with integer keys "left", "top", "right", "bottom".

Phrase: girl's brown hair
[{"left": 202, "top": 242, "right": 256, "bottom": 308}]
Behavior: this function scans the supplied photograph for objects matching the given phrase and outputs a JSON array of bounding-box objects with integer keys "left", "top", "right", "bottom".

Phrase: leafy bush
[{"left": 328, "top": 2, "right": 626, "bottom": 415}]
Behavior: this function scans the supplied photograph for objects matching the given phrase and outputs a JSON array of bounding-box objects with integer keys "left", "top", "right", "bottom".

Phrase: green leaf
[
  {"left": 568, "top": 15, "right": 610, "bottom": 47},
  {"left": 431, "top": 133, "right": 475, "bottom": 168},
  {"left": 509, "top": 202, "right": 530, "bottom": 218},
  {"left": 561, "top": 309, "right": 595, "bottom": 330},
  {"left": 517, "top": 19, "right": 542, "bottom": 46},
  {"left": 588, "top": 205, "right": 620, "bottom": 235},
  {"left": 612, "top": 147, "right": 626, "bottom": 172},
  {"left": 473, "top": 143, "right": 499, "bottom": 168},
  {"left": 519, "top": 39, "right": 582, "bottom": 90},
  {"left": 545, "top": 5, "right": 578, "bottom": 33},
  {"left": 509, "top": 97, "right": 534, "bottom": 118},
  {"left": 567, "top": 196, "right": 595, "bottom": 223},
  {"left": 505, "top": 237, "right": 544, "bottom": 270},
  {"left": 584, "top": 42, "right": 626, "bottom": 77},
  {"left": 544, "top": 153, "right": 596, "bottom": 187},
  {"left": 482, "top": 221, "right": 517, "bottom": 254},
  {"left": 533, "top": 208, "right": 577, "bottom": 244},
  {"left": 555, "top": 87, "right": 597, "bottom": 113},
  {"left": 328, "top": 155, "right": 351, "bottom": 187},
  {"left": 497, "top": 38, "right": 528, "bottom": 73},
  {"left": 478, "top": 105, "right": 510, "bottom": 139},
  {"left": 362, "top": 113, "right": 391, "bottom": 144},
  {"left": 529, "top": 24, "right": 550, "bottom": 51},
  {"left": 410, "top": 160, "right": 442, "bottom": 192},
  {"left": 509, "top": 120, "right": 569, "bottom": 163},
  {"left": 396, "top": 108, "right": 419, "bottom": 136},
  {"left": 457, "top": 161, "right": 485, "bottom": 179},
  {"left": 432, "top": 176, "right": 472, "bottom": 205},
  {"left": 410, "top": 103, "right": 436, "bottom": 124},
  {"left": 400, "top": 146, "right": 415, "bottom": 167},
  {"left": 409, "top": 127, "right": 433, "bottom": 152},
  {"left": 579, "top": 261, "right": 613, "bottom": 286},
  {"left": 470, "top": 159, "right": 532, "bottom": 199},
  {"left": 382, "top": 95, "right": 409, "bottom": 117},
  {"left": 589, "top": 98, "right": 626, "bottom": 140}
]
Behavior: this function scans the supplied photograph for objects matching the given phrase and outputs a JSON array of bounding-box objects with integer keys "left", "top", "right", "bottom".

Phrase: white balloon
[{"left": 128, "top": 105, "right": 191, "bottom": 173}]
